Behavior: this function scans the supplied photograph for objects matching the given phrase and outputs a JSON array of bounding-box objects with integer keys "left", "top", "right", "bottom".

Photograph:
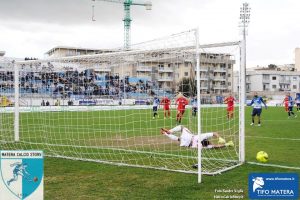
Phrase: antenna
[{"left": 92, "top": 0, "right": 96, "bottom": 21}]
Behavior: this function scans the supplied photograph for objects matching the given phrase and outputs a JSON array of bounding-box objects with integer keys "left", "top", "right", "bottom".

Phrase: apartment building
[
  {"left": 246, "top": 70, "right": 300, "bottom": 93},
  {"left": 233, "top": 68, "right": 300, "bottom": 95},
  {"left": 45, "top": 46, "right": 234, "bottom": 95},
  {"left": 296, "top": 48, "right": 300, "bottom": 71}
]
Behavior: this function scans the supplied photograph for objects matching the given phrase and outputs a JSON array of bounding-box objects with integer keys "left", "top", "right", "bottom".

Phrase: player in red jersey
[
  {"left": 161, "top": 96, "right": 171, "bottom": 118},
  {"left": 283, "top": 95, "right": 289, "bottom": 112},
  {"left": 175, "top": 93, "right": 189, "bottom": 124},
  {"left": 224, "top": 93, "right": 235, "bottom": 119}
]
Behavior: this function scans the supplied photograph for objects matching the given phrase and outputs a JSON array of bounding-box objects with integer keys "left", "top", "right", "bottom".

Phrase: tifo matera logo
[
  {"left": 249, "top": 173, "right": 299, "bottom": 199},
  {"left": 252, "top": 177, "right": 264, "bottom": 192}
]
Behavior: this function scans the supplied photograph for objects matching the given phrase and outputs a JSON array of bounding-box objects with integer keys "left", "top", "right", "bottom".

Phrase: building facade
[
  {"left": 234, "top": 69, "right": 300, "bottom": 95},
  {"left": 296, "top": 48, "right": 300, "bottom": 71}
]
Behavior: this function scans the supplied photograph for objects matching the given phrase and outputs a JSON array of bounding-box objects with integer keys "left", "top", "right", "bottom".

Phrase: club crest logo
[
  {"left": 0, "top": 150, "right": 44, "bottom": 200},
  {"left": 252, "top": 177, "right": 264, "bottom": 192}
]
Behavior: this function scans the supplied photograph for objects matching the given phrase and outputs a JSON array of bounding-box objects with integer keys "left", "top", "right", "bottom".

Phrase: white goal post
[{"left": 0, "top": 29, "right": 244, "bottom": 182}]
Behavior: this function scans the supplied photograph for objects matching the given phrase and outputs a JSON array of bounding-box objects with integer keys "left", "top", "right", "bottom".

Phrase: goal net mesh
[{"left": 0, "top": 30, "right": 241, "bottom": 175}]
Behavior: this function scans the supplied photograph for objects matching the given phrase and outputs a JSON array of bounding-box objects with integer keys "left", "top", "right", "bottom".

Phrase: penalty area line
[
  {"left": 247, "top": 161, "right": 300, "bottom": 170},
  {"left": 246, "top": 135, "right": 300, "bottom": 141}
]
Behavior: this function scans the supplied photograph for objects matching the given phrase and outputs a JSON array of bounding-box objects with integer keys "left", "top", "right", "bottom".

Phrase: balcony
[
  {"left": 279, "top": 79, "right": 291, "bottom": 84},
  {"left": 196, "top": 77, "right": 208, "bottom": 80},
  {"left": 213, "top": 85, "right": 227, "bottom": 89},
  {"left": 158, "top": 67, "right": 173, "bottom": 73},
  {"left": 136, "top": 66, "right": 152, "bottom": 72},
  {"left": 213, "top": 68, "right": 227, "bottom": 73},
  {"left": 213, "top": 76, "right": 226, "bottom": 81},
  {"left": 201, "top": 58, "right": 235, "bottom": 64},
  {"left": 262, "top": 79, "right": 270, "bottom": 83},
  {"left": 200, "top": 85, "right": 208, "bottom": 89},
  {"left": 195, "top": 67, "right": 209, "bottom": 71},
  {"left": 157, "top": 77, "right": 174, "bottom": 82}
]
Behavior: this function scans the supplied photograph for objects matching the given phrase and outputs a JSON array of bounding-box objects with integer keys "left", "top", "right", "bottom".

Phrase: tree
[{"left": 177, "top": 77, "right": 196, "bottom": 97}]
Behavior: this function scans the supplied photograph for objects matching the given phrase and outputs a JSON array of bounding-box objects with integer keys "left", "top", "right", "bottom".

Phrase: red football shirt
[
  {"left": 161, "top": 97, "right": 171, "bottom": 109},
  {"left": 176, "top": 97, "right": 188, "bottom": 111},
  {"left": 224, "top": 96, "right": 235, "bottom": 111},
  {"left": 283, "top": 97, "right": 289, "bottom": 107}
]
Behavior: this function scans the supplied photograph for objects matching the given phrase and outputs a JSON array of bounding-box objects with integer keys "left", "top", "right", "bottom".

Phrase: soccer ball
[
  {"left": 33, "top": 177, "right": 38, "bottom": 182},
  {"left": 256, "top": 151, "right": 268, "bottom": 163}
]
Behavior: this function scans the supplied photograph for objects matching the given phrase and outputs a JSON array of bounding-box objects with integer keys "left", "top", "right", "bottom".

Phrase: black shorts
[
  {"left": 288, "top": 106, "right": 293, "bottom": 112},
  {"left": 153, "top": 106, "right": 158, "bottom": 112},
  {"left": 252, "top": 108, "right": 262, "bottom": 116},
  {"left": 296, "top": 103, "right": 300, "bottom": 107},
  {"left": 192, "top": 107, "right": 197, "bottom": 112}
]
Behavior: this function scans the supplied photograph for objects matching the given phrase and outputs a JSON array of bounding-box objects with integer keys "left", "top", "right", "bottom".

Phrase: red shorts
[
  {"left": 177, "top": 109, "right": 185, "bottom": 115},
  {"left": 285, "top": 105, "right": 288, "bottom": 112},
  {"left": 227, "top": 108, "right": 234, "bottom": 112},
  {"left": 164, "top": 106, "right": 170, "bottom": 110}
]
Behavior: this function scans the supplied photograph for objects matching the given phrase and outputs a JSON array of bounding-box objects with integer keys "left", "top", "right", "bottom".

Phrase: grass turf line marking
[
  {"left": 246, "top": 135, "right": 300, "bottom": 141},
  {"left": 247, "top": 161, "right": 300, "bottom": 170}
]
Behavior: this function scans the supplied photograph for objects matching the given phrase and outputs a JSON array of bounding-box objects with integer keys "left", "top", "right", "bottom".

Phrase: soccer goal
[{"left": 0, "top": 29, "right": 244, "bottom": 182}]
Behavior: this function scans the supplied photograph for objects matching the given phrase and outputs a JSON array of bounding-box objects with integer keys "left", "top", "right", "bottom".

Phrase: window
[
  {"left": 184, "top": 72, "right": 188, "bottom": 76},
  {"left": 228, "top": 74, "right": 231, "bottom": 77},
  {"left": 263, "top": 74, "right": 269, "bottom": 80},
  {"left": 263, "top": 84, "right": 269, "bottom": 91},
  {"left": 272, "top": 76, "right": 276, "bottom": 80},
  {"left": 272, "top": 85, "right": 276, "bottom": 89},
  {"left": 228, "top": 82, "right": 231, "bottom": 86},
  {"left": 293, "top": 85, "right": 297, "bottom": 89},
  {"left": 184, "top": 63, "right": 189, "bottom": 67},
  {"left": 293, "top": 77, "right": 297, "bottom": 81}
]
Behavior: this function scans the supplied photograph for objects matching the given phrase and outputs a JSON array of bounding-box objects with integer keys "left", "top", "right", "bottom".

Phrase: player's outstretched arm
[
  {"left": 261, "top": 97, "right": 267, "bottom": 109},
  {"left": 160, "top": 128, "right": 180, "bottom": 142},
  {"left": 160, "top": 128, "right": 170, "bottom": 134},
  {"left": 210, "top": 132, "right": 234, "bottom": 147},
  {"left": 248, "top": 99, "right": 254, "bottom": 106}
]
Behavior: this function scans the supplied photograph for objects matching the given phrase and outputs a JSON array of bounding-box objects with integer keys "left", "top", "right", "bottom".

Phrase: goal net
[{"left": 0, "top": 29, "right": 243, "bottom": 178}]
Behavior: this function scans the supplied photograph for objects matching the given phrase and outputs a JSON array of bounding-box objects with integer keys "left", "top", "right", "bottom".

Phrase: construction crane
[{"left": 92, "top": 0, "right": 152, "bottom": 50}]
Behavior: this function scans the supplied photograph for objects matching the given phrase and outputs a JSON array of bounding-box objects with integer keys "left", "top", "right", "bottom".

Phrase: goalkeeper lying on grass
[{"left": 161, "top": 125, "right": 234, "bottom": 149}]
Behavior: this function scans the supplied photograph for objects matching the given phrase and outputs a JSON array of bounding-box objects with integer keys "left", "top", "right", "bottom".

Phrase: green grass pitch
[{"left": 1, "top": 106, "right": 300, "bottom": 199}]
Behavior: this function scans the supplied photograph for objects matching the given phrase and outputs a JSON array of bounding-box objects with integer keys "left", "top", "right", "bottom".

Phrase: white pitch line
[
  {"left": 246, "top": 135, "right": 300, "bottom": 141},
  {"left": 263, "top": 119, "right": 300, "bottom": 121},
  {"left": 248, "top": 161, "right": 300, "bottom": 170}
]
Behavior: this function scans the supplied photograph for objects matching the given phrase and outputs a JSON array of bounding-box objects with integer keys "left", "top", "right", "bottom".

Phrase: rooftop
[{"left": 45, "top": 46, "right": 119, "bottom": 56}]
